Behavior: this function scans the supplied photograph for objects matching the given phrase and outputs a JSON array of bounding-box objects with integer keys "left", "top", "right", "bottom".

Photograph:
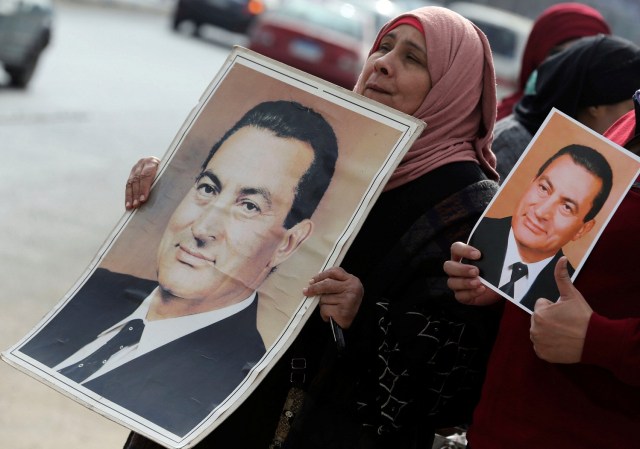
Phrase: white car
[{"left": 448, "top": 2, "right": 532, "bottom": 100}]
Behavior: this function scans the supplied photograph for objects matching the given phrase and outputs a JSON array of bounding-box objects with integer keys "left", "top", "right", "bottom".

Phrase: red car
[{"left": 247, "top": 0, "right": 396, "bottom": 89}]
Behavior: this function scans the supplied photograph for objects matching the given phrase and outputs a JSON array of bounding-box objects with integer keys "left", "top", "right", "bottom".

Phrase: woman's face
[{"left": 359, "top": 24, "right": 431, "bottom": 115}]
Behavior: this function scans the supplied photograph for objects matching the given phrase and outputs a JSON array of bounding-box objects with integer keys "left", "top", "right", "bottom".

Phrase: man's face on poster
[
  {"left": 156, "top": 126, "right": 315, "bottom": 307},
  {"left": 511, "top": 154, "right": 601, "bottom": 263}
]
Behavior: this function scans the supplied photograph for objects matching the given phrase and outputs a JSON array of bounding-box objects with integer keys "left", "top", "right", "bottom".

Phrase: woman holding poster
[{"left": 124, "top": 6, "right": 502, "bottom": 449}]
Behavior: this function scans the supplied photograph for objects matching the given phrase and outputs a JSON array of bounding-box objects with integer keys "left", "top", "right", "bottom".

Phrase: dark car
[
  {"left": 172, "top": 0, "right": 273, "bottom": 35},
  {"left": 0, "top": 0, "right": 53, "bottom": 88},
  {"left": 248, "top": 0, "right": 398, "bottom": 89}
]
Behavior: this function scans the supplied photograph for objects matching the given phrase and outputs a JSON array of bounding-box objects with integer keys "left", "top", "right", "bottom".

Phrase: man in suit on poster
[
  {"left": 19, "top": 100, "right": 339, "bottom": 437},
  {"left": 469, "top": 144, "right": 612, "bottom": 311}
]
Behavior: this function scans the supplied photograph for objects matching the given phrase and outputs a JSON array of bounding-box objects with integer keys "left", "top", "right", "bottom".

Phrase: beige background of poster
[
  {"left": 98, "top": 62, "right": 406, "bottom": 346},
  {"left": 486, "top": 111, "right": 640, "bottom": 266}
]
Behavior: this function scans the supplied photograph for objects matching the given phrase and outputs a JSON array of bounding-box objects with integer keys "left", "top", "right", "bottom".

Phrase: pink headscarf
[{"left": 354, "top": 6, "right": 499, "bottom": 190}]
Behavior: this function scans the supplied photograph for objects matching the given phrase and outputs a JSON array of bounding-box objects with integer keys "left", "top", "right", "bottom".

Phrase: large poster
[
  {"left": 2, "top": 48, "right": 424, "bottom": 448},
  {"left": 467, "top": 109, "right": 640, "bottom": 313}
]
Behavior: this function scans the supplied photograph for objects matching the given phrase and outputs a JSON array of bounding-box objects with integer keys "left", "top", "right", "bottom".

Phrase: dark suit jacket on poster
[
  {"left": 468, "top": 217, "right": 575, "bottom": 311},
  {"left": 19, "top": 268, "right": 266, "bottom": 437}
]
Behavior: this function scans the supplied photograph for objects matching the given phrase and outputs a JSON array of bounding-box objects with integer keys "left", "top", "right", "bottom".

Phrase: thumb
[{"left": 554, "top": 256, "right": 576, "bottom": 301}]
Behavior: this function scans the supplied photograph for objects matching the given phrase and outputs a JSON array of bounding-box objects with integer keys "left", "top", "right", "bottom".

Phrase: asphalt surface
[{"left": 0, "top": 1, "right": 233, "bottom": 447}]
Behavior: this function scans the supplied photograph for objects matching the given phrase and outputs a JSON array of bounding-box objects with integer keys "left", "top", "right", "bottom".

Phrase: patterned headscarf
[{"left": 354, "top": 6, "right": 499, "bottom": 190}]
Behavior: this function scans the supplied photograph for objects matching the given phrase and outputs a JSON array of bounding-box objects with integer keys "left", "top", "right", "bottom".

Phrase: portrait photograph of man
[
  {"left": 5, "top": 50, "right": 423, "bottom": 447},
  {"left": 468, "top": 110, "right": 640, "bottom": 313},
  {"left": 18, "top": 99, "right": 339, "bottom": 438}
]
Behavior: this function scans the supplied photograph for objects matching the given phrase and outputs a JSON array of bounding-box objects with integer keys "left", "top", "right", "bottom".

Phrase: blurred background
[{"left": 1, "top": 0, "right": 638, "bottom": 448}]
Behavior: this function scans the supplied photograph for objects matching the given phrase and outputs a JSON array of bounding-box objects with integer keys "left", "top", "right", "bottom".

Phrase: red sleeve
[{"left": 581, "top": 312, "right": 640, "bottom": 386}]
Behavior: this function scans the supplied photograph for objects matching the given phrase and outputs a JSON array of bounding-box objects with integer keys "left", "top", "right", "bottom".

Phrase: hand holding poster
[
  {"left": 1, "top": 47, "right": 424, "bottom": 448},
  {"left": 466, "top": 109, "right": 640, "bottom": 313}
]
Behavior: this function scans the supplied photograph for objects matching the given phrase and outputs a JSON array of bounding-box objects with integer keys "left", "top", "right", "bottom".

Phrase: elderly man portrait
[
  {"left": 469, "top": 144, "right": 613, "bottom": 311},
  {"left": 19, "top": 100, "right": 339, "bottom": 437}
]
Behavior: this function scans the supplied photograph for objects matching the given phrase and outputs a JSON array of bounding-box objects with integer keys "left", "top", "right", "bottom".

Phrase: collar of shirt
[
  {"left": 499, "top": 228, "right": 554, "bottom": 300},
  {"left": 57, "top": 288, "right": 256, "bottom": 383},
  {"left": 102, "top": 288, "right": 256, "bottom": 352}
]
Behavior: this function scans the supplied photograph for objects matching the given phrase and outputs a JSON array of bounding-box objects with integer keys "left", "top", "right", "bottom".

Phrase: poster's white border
[
  {"left": 2, "top": 47, "right": 425, "bottom": 448},
  {"left": 467, "top": 108, "right": 640, "bottom": 315}
]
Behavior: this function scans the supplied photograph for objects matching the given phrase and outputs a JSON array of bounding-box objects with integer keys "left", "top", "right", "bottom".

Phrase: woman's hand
[
  {"left": 303, "top": 267, "right": 364, "bottom": 329},
  {"left": 443, "top": 241, "right": 501, "bottom": 306},
  {"left": 125, "top": 157, "right": 160, "bottom": 210},
  {"left": 530, "top": 257, "right": 592, "bottom": 363}
]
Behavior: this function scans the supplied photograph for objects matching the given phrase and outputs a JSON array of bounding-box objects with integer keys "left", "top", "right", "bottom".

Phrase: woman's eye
[
  {"left": 378, "top": 42, "right": 392, "bottom": 52},
  {"left": 409, "top": 54, "right": 425, "bottom": 64}
]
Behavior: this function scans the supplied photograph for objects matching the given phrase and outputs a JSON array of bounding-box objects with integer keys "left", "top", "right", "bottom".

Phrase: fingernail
[
  {"left": 471, "top": 249, "right": 481, "bottom": 259},
  {"left": 139, "top": 194, "right": 145, "bottom": 202},
  {"left": 125, "top": 201, "right": 131, "bottom": 209},
  {"left": 133, "top": 199, "right": 138, "bottom": 207}
]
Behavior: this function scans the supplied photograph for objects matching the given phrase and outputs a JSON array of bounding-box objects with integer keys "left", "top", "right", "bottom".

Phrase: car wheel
[
  {"left": 172, "top": 15, "right": 199, "bottom": 37},
  {"left": 7, "top": 51, "right": 40, "bottom": 88},
  {"left": 171, "top": 13, "right": 182, "bottom": 30},
  {"left": 192, "top": 21, "right": 206, "bottom": 38}
]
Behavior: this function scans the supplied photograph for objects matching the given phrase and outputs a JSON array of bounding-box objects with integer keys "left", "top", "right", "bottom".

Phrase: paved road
[{"left": 0, "top": 2, "right": 237, "bottom": 447}]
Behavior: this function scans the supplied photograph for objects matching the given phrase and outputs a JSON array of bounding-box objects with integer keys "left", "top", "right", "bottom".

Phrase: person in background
[
  {"left": 123, "top": 6, "right": 502, "bottom": 449},
  {"left": 493, "top": 34, "right": 640, "bottom": 180},
  {"left": 497, "top": 2, "right": 610, "bottom": 121},
  {"left": 443, "top": 89, "right": 640, "bottom": 449}
]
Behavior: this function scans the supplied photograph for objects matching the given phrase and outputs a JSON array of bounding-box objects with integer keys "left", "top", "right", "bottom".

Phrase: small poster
[
  {"left": 467, "top": 109, "right": 640, "bottom": 313},
  {"left": 2, "top": 47, "right": 424, "bottom": 448}
]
